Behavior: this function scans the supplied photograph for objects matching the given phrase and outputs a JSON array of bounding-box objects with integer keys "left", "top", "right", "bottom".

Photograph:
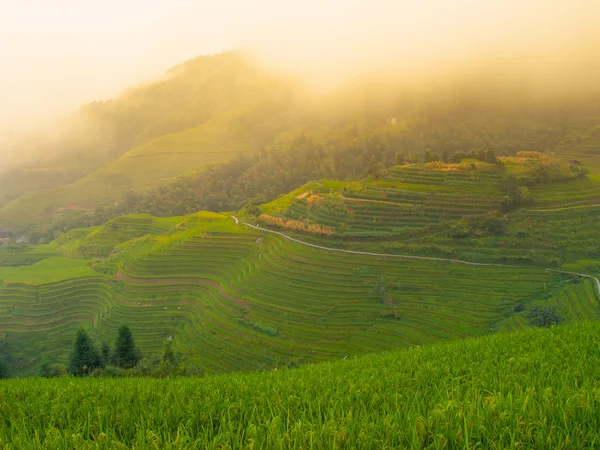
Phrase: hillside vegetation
[
  {"left": 0, "top": 52, "right": 294, "bottom": 226},
  {"left": 0, "top": 206, "right": 598, "bottom": 376},
  {"left": 1, "top": 51, "right": 600, "bottom": 381},
  {"left": 0, "top": 107, "right": 288, "bottom": 227},
  {"left": 2, "top": 59, "right": 600, "bottom": 236},
  {"left": 253, "top": 154, "right": 600, "bottom": 265},
  {"left": 1, "top": 322, "right": 600, "bottom": 448}
]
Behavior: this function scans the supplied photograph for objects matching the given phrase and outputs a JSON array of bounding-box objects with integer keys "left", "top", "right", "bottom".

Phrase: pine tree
[
  {"left": 442, "top": 150, "right": 449, "bottom": 163},
  {"left": 101, "top": 342, "right": 111, "bottom": 367},
  {"left": 68, "top": 328, "right": 102, "bottom": 376},
  {"left": 113, "top": 325, "right": 140, "bottom": 369}
]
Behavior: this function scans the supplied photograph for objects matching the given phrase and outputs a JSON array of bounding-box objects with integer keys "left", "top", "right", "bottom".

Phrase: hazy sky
[{"left": 1, "top": 0, "right": 598, "bottom": 131}]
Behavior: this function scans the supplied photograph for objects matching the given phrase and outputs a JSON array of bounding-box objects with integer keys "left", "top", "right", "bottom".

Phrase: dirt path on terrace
[
  {"left": 231, "top": 216, "right": 512, "bottom": 267},
  {"left": 231, "top": 216, "right": 600, "bottom": 297},
  {"left": 115, "top": 272, "right": 249, "bottom": 309}
]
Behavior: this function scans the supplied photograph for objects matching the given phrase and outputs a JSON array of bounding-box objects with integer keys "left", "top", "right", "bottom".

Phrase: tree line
[{"left": 37, "top": 325, "right": 197, "bottom": 379}]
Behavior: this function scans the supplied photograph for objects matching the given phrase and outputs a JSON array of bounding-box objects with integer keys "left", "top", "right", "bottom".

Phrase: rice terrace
[{"left": 2, "top": 4, "right": 600, "bottom": 447}]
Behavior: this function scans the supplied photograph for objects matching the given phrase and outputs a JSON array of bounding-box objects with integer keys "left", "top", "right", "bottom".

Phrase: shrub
[
  {"left": 130, "top": 356, "right": 162, "bottom": 377},
  {"left": 239, "top": 318, "right": 278, "bottom": 336},
  {"left": 526, "top": 306, "right": 562, "bottom": 328},
  {"left": 39, "top": 362, "right": 67, "bottom": 378},
  {"left": 0, "top": 358, "right": 8, "bottom": 379},
  {"left": 90, "top": 366, "right": 126, "bottom": 378}
]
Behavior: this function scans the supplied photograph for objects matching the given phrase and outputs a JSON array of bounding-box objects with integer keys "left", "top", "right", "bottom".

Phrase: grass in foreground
[{"left": 1, "top": 322, "right": 599, "bottom": 449}]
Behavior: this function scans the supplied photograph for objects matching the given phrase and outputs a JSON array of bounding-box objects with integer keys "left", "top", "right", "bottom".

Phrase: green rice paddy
[
  {"left": 3, "top": 210, "right": 593, "bottom": 375},
  {"left": 1, "top": 321, "right": 600, "bottom": 448},
  {"left": 1, "top": 162, "right": 599, "bottom": 375}
]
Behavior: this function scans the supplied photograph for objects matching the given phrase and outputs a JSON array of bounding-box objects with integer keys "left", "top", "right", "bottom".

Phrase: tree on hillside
[
  {"left": 442, "top": 150, "right": 449, "bottom": 163},
  {"left": 423, "top": 149, "right": 433, "bottom": 163},
  {"left": 526, "top": 306, "right": 562, "bottom": 328},
  {"left": 68, "top": 328, "right": 102, "bottom": 376},
  {"left": 0, "top": 358, "right": 8, "bottom": 379},
  {"left": 101, "top": 342, "right": 111, "bottom": 367},
  {"left": 114, "top": 325, "right": 140, "bottom": 369},
  {"left": 367, "top": 156, "right": 380, "bottom": 176},
  {"left": 162, "top": 339, "right": 177, "bottom": 366},
  {"left": 453, "top": 150, "right": 466, "bottom": 162},
  {"left": 486, "top": 150, "right": 498, "bottom": 164},
  {"left": 395, "top": 152, "right": 405, "bottom": 165}
]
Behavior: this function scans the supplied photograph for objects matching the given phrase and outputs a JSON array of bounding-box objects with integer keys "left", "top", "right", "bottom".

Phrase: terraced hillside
[
  {"left": 406, "top": 175, "right": 600, "bottom": 265},
  {"left": 500, "top": 277, "right": 600, "bottom": 331},
  {"left": 2, "top": 212, "right": 591, "bottom": 375},
  {"left": 256, "top": 158, "right": 600, "bottom": 265},
  {"left": 259, "top": 164, "right": 506, "bottom": 237},
  {"left": 0, "top": 108, "right": 286, "bottom": 227},
  {"left": 2, "top": 154, "right": 599, "bottom": 376}
]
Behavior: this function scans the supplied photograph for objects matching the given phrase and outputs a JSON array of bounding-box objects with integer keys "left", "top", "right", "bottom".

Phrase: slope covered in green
[
  {"left": 2, "top": 322, "right": 600, "bottom": 448},
  {"left": 0, "top": 52, "right": 294, "bottom": 228},
  {"left": 1, "top": 208, "right": 597, "bottom": 376},
  {"left": 3, "top": 60, "right": 600, "bottom": 237},
  {"left": 0, "top": 110, "right": 276, "bottom": 225},
  {"left": 255, "top": 155, "right": 600, "bottom": 265}
]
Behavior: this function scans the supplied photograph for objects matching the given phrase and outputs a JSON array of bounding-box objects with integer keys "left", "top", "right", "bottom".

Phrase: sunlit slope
[
  {"left": 409, "top": 174, "right": 600, "bottom": 264},
  {"left": 0, "top": 112, "right": 266, "bottom": 226},
  {"left": 0, "top": 52, "right": 286, "bottom": 210},
  {"left": 1, "top": 212, "right": 588, "bottom": 375},
  {"left": 256, "top": 161, "right": 600, "bottom": 265},
  {"left": 3, "top": 322, "right": 600, "bottom": 448},
  {"left": 258, "top": 163, "right": 506, "bottom": 237},
  {"left": 0, "top": 214, "right": 179, "bottom": 266}
]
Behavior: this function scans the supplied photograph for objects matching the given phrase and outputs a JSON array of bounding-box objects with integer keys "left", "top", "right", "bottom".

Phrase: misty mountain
[
  {"left": 0, "top": 52, "right": 293, "bottom": 208},
  {"left": 1, "top": 51, "right": 600, "bottom": 238}
]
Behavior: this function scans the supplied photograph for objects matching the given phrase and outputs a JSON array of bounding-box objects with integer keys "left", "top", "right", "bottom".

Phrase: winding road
[
  {"left": 231, "top": 216, "right": 512, "bottom": 267},
  {"left": 545, "top": 269, "right": 600, "bottom": 296},
  {"left": 230, "top": 215, "right": 600, "bottom": 296}
]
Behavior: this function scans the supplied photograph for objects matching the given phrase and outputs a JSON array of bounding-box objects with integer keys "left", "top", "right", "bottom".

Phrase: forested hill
[
  {"left": 0, "top": 52, "right": 294, "bottom": 208},
  {"left": 1, "top": 50, "right": 600, "bottom": 239},
  {"left": 34, "top": 96, "right": 600, "bottom": 242}
]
